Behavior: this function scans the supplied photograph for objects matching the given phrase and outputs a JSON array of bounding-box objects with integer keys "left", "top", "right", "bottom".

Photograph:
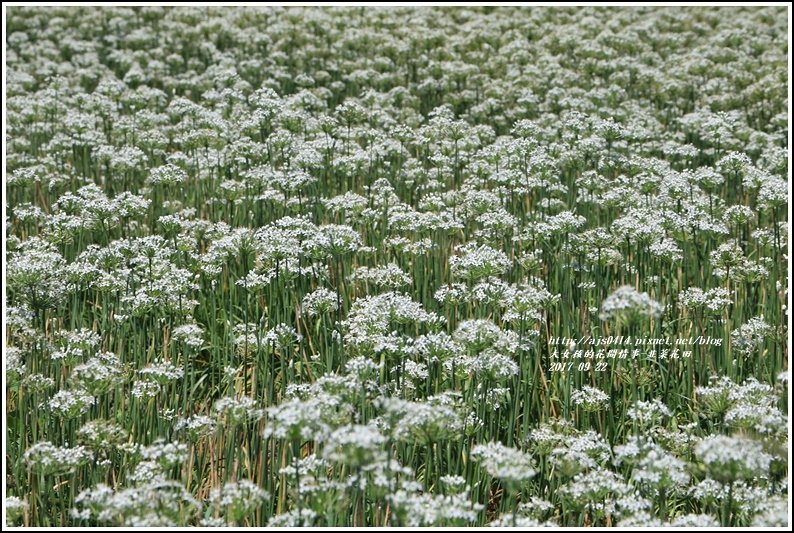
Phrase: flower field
[{"left": 4, "top": 6, "right": 790, "bottom": 528}]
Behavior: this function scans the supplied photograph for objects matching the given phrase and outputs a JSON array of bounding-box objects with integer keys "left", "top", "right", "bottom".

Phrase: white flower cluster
[
  {"left": 599, "top": 286, "right": 664, "bottom": 321},
  {"left": 694, "top": 435, "right": 772, "bottom": 482},
  {"left": 677, "top": 287, "right": 733, "bottom": 313},
  {"left": 471, "top": 441, "right": 536, "bottom": 484},
  {"left": 207, "top": 479, "right": 270, "bottom": 524},
  {"left": 24, "top": 441, "right": 93, "bottom": 474},
  {"left": 570, "top": 385, "right": 610, "bottom": 412}
]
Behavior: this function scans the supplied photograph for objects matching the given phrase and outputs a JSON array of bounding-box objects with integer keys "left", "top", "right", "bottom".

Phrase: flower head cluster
[{"left": 599, "top": 286, "right": 664, "bottom": 322}]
